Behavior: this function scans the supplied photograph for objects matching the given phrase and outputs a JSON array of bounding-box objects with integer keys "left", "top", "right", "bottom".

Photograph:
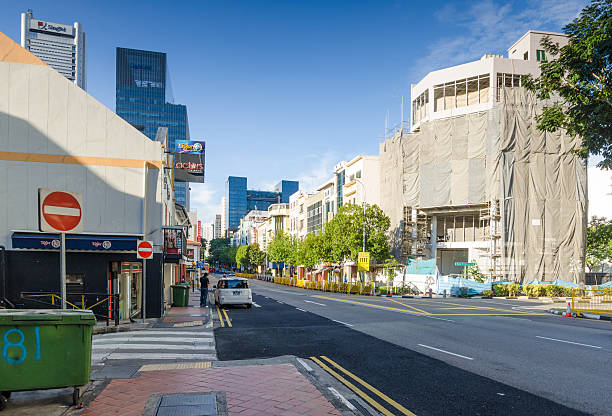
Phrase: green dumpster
[
  {"left": 171, "top": 285, "right": 189, "bottom": 307},
  {"left": 0, "top": 309, "right": 95, "bottom": 409}
]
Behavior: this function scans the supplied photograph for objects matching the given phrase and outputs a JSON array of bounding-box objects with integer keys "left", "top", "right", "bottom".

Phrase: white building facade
[{"left": 20, "top": 10, "right": 86, "bottom": 90}]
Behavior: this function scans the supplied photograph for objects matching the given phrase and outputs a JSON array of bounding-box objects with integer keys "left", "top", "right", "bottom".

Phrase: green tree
[
  {"left": 267, "top": 231, "right": 294, "bottom": 275},
  {"left": 523, "top": 0, "right": 612, "bottom": 168},
  {"left": 248, "top": 243, "right": 266, "bottom": 270},
  {"left": 235, "top": 245, "right": 250, "bottom": 270},
  {"left": 586, "top": 216, "right": 612, "bottom": 272},
  {"left": 224, "top": 246, "right": 238, "bottom": 268},
  {"left": 323, "top": 203, "right": 390, "bottom": 264},
  {"left": 383, "top": 257, "right": 400, "bottom": 289},
  {"left": 206, "top": 238, "right": 230, "bottom": 265},
  {"left": 296, "top": 233, "right": 323, "bottom": 270}
]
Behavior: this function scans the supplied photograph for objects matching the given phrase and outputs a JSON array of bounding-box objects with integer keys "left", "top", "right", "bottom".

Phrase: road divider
[{"left": 310, "top": 356, "right": 416, "bottom": 416}]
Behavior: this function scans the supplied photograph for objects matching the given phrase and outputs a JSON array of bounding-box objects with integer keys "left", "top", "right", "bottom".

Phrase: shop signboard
[{"left": 173, "top": 140, "right": 205, "bottom": 183}]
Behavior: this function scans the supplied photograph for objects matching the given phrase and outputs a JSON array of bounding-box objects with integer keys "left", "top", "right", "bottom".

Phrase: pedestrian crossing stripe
[
  {"left": 174, "top": 320, "right": 203, "bottom": 327},
  {"left": 139, "top": 361, "right": 212, "bottom": 372}
]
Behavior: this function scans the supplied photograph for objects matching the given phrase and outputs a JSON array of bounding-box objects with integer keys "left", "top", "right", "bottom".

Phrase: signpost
[
  {"left": 358, "top": 252, "right": 370, "bottom": 272},
  {"left": 39, "top": 189, "right": 83, "bottom": 309},
  {"left": 137, "top": 240, "right": 153, "bottom": 323}
]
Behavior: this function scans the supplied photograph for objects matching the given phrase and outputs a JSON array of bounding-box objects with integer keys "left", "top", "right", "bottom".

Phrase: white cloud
[
  {"left": 413, "top": 0, "right": 588, "bottom": 80},
  {"left": 588, "top": 167, "right": 612, "bottom": 219},
  {"left": 293, "top": 151, "right": 339, "bottom": 194},
  {"left": 189, "top": 182, "right": 221, "bottom": 224}
]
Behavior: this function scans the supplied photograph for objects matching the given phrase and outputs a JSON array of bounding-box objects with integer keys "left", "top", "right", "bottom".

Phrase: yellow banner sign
[{"left": 358, "top": 252, "right": 370, "bottom": 271}]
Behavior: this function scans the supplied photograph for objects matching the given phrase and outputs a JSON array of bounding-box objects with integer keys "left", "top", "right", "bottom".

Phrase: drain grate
[{"left": 143, "top": 392, "right": 227, "bottom": 416}]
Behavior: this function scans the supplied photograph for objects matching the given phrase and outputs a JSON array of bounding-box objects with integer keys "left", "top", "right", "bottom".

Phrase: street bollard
[
  {"left": 443, "top": 289, "right": 447, "bottom": 298},
  {"left": 429, "top": 288, "right": 433, "bottom": 298}
]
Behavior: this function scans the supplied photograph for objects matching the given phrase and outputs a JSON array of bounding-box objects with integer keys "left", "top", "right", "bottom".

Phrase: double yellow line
[
  {"left": 216, "top": 305, "right": 232, "bottom": 327},
  {"left": 310, "top": 355, "right": 416, "bottom": 416}
]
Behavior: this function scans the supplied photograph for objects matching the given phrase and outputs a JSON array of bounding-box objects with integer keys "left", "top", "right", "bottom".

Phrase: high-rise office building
[
  {"left": 214, "top": 215, "right": 222, "bottom": 239},
  {"left": 115, "top": 47, "right": 190, "bottom": 209},
  {"left": 20, "top": 10, "right": 86, "bottom": 89},
  {"left": 224, "top": 176, "right": 298, "bottom": 233}
]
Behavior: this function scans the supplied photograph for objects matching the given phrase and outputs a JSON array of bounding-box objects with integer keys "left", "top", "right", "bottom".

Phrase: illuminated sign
[{"left": 175, "top": 140, "right": 205, "bottom": 154}]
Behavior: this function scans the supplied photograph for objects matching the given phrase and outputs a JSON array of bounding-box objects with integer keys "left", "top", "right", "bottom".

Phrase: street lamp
[{"left": 354, "top": 179, "right": 368, "bottom": 291}]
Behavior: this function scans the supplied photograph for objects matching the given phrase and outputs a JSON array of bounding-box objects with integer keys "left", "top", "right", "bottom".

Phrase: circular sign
[
  {"left": 137, "top": 240, "right": 153, "bottom": 259},
  {"left": 42, "top": 191, "right": 82, "bottom": 232}
]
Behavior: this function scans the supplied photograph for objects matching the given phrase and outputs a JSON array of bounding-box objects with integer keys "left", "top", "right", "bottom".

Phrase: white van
[{"left": 214, "top": 277, "right": 252, "bottom": 308}]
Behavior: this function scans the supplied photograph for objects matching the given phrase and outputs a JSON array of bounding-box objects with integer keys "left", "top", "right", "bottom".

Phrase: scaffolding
[
  {"left": 479, "top": 200, "right": 503, "bottom": 280},
  {"left": 402, "top": 206, "right": 430, "bottom": 260}
]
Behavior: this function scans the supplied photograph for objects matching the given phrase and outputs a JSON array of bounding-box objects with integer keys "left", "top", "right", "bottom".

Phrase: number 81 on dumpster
[{"left": 2, "top": 327, "right": 41, "bottom": 364}]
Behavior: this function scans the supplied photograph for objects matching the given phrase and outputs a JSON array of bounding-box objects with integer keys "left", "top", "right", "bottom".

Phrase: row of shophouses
[
  {"left": 0, "top": 32, "right": 205, "bottom": 319},
  {"left": 232, "top": 30, "right": 588, "bottom": 286}
]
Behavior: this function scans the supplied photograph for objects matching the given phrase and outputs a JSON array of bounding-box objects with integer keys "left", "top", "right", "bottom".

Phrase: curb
[
  {"left": 548, "top": 309, "right": 612, "bottom": 321},
  {"left": 93, "top": 322, "right": 154, "bottom": 335}
]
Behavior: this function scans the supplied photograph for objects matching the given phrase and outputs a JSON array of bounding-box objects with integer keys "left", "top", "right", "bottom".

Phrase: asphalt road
[{"left": 214, "top": 278, "right": 612, "bottom": 416}]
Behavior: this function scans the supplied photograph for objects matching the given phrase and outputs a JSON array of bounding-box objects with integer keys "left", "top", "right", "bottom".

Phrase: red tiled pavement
[{"left": 83, "top": 363, "right": 342, "bottom": 416}]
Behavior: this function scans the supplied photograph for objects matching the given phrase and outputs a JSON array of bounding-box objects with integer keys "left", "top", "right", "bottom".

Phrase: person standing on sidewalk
[{"left": 200, "top": 273, "right": 210, "bottom": 307}]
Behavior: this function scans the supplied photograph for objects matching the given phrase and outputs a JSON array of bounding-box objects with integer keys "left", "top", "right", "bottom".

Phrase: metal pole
[
  {"left": 60, "top": 233, "right": 66, "bottom": 309},
  {"left": 142, "top": 259, "right": 146, "bottom": 323}
]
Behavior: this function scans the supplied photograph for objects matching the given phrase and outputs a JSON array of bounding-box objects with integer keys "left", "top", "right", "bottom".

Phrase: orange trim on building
[
  {"left": 0, "top": 31, "right": 46, "bottom": 66},
  {"left": 0, "top": 151, "right": 161, "bottom": 169}
]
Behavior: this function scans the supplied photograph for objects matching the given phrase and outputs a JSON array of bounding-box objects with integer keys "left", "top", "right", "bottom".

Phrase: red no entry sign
[
  {"left": 137, "top": 240, "right": 153, "bottom": 259},
  {"left": 39, "top": 189, "right": 83, "bottom": 233}
]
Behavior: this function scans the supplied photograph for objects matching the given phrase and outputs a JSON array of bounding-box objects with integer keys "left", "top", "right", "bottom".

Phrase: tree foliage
[
  {"left": 248, "top": 243, "right": 266, "bottom": 268},
  {"left": 586, "top": 216, "right": 612, "bottom": 272},
  {"left": 206, "top": 238, "right": 237, "bottom": 267},
  {"left": 267, "top": 231, "right": 293, "bottom": 264},
  {"left": 235, "top": 245, "right": 250, "bottom": 270},
  {"left": 323, "top": 203, "right": 390, "bottom": 263},
  {"left": 523, "top": 0, "right": 612, "bottom": 168},
  {"left": 383, "top": 256, "right": 400, "bottom": 286}
]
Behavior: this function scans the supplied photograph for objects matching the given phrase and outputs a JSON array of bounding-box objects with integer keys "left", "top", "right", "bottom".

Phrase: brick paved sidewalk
[{"left": 83, "top": 363, "right": 342, "bottom": 416}]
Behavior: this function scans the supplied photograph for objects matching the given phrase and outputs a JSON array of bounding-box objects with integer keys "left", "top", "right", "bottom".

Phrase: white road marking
[
  {"left": 332, "top": 319, "right": 354, "bottom": 327},
  {"left": 535, "top": 336, "right": 602, "bottom": 349},
  {"left": 94, "top": 337, "right": 212, "bottom": 344},
  {"left": 417, "top": 344, "right": 474, "bottom": 360},
  {"left": 296, "top": 307, "right": 306, "bottom": 312},
  {"left": 296, "top": 358, "right": 313, "bottom": 372},
  {"left": 43, "top": 205, "right": 80, "bottom": 216},
  {"left": 252, "top": 302, "right": 261, "bottom": 308},
  {"left": 104, "top": 353, "right": 217, "bottom": 360},
  {"left": 95, "top": 330, "right": 213, "bottom": 337},
  {"left": 93, "top": 344, "right": 215, "bottom": 351},
  {"left": 304, "top": 300, "right": 326, "bottom": 306}
]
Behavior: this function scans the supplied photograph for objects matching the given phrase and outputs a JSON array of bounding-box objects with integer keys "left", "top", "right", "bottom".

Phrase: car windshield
[{"left": 224, "top": 279, "right": 248, "bottom": 289}]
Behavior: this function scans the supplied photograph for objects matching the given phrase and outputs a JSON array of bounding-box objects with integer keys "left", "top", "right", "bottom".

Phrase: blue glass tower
[
  {"left": 115, "top": 47, "right": 190, "bottom": 209},
  {"left": 225, "top": 176, "right": 299, "bottom": 232}
]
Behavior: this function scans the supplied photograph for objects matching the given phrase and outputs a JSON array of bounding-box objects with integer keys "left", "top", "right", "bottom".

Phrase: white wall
[{"left": 0, "top": 62, "right": 163, "bottom": 247}]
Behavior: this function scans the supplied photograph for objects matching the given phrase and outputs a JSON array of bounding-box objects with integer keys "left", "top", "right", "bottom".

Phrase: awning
[{"left": 12, "top": 232, "right": 139, "bottom": 252}]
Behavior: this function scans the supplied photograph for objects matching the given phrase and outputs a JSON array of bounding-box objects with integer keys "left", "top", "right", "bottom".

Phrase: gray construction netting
[{"left": 379, "top": 87, "right": 587, "bottom": 283}]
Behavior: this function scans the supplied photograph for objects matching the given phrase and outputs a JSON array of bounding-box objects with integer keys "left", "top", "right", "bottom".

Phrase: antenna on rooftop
[{"left": 401, "top": 96, "right": 405, "bottom": 133}]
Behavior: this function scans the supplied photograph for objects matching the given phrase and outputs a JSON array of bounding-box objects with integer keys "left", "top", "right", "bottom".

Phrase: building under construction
[{"left": 380, "top": 31, "right": 587, "bottom": 283}]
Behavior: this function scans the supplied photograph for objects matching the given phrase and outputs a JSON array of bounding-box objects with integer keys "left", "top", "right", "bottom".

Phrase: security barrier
[
  {"left": 571, "top": 287, "right": 612, "bottom": 316},
  {"left": 263, "top": 275, "right": 373, "bottom": 296}
]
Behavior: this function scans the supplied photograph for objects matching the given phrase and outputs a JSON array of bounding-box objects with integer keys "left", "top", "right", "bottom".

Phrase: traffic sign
[
  {"left": 137, "top": 240, "right": 154, "bottom": 259},
  {"left": 455, "top": 262, "right": 476, "bottom": 267},
  {"left": 358, "top": 252, "right": 370, "bottom": 272},
  {"left": 39, "top": 189, "right": 83, "bottom": 233}
]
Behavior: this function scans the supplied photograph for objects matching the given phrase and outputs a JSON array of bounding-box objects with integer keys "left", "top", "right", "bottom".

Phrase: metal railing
[
  {"left": 20, "top": 292, "right": 120, "bottom": 326},
  {"left": 571, "top": 287, "right": 612, "bottom": 316}
]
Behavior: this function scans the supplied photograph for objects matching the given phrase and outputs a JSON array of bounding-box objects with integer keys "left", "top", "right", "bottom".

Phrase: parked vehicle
[{"left": 214, "top": 277, "right": 252, "bottom": 308}]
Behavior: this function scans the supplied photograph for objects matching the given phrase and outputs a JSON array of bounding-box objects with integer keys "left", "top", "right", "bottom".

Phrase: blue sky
[{"left": 2, "top": 0, "right": 603, "bottom": 223}]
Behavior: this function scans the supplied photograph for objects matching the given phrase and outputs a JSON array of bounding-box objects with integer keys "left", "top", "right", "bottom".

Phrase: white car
[{"left": 214, "top": 277, "right": 252, "bottom": 308}]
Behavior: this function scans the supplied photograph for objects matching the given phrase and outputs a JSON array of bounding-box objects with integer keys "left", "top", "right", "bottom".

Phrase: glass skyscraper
[
  {"left": 225, "top": 176, "right": 299, "bottom": 232},
  {"left": 115, "top": 47, "right": 190, "bottom": 209}
]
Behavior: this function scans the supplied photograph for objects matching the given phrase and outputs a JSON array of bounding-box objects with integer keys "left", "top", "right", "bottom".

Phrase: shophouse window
[
  {"left": 356, "top": 170, "right": 361, "bottom": 179},
  {"left": 496, "top": 73, "right": 522, "bottom": 100},
  {"left": 536, "top": 50, "right": 546, "bottom": 62},
  {"left": 523, "top": 51, "right": 528, "bottom": 60}
]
